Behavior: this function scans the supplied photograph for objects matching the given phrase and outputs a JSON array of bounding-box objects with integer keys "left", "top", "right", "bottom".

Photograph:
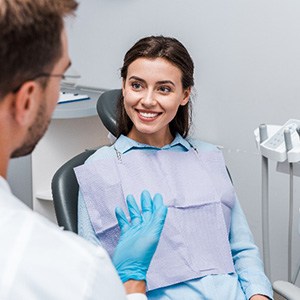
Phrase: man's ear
[
  {"left": 12, "top": 81, "right": 40, "bottom": 126},
  {"left": 180, "top": 87, "right": 191, "bottom": 106}
]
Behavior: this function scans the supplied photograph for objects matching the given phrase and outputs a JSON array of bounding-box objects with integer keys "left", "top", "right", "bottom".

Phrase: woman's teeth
[{"left": 139, "top": 111, "right": 159, "bottom": 118}]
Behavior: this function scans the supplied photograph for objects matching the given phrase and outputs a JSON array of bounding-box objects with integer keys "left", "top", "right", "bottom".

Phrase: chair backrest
[
  {"left": 96, "top": 89, "right": 121, "bottom": 137},
  {"left": 52, "top": 89, "right": 121, "bottom": 233},
  {"left": 52, "top": 150, "right": 96, "bottom": 232}
]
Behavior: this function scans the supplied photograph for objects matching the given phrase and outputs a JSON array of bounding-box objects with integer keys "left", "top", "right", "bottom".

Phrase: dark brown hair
[
  {"left": 0, "top": 0, "right": 78, "bottom": 98},
  {"left": 117, "top": 35, "right": 194, "bottom": 138}
]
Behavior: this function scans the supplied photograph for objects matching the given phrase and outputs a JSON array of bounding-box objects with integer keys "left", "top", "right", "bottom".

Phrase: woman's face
[{"left": 122, "top": 57, "right": 190, "bottom": 147}]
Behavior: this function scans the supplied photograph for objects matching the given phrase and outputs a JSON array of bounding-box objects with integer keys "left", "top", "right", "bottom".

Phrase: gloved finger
[
  {"left": 126, "top": 194, "right": 142, "bottom": 225},
  {"left": 115, "top": 207, "right": 130, "bottom": 233},
  {"left": 152, "top": 193, "right": 164, "bottom": 210},
  {"left": 141, "top": 190, "right": 153, "bottom": 222},
  {"left": 153, "top": 204, "right": 168, "bottom": 228}
]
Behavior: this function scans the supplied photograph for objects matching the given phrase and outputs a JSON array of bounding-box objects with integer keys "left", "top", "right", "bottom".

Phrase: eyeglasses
[{"left": 12, "top": 71, "right": 81, "bottom": 93}]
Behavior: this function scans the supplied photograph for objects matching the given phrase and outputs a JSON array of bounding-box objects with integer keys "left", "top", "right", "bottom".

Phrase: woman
[{"left": 75, "top": 36, "right": 273, "bottom": 300}]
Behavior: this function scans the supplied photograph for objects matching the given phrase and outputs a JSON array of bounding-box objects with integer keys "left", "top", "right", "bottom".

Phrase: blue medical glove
[{"left": 112, "top": 190, "right": 168, "bottom": 283}]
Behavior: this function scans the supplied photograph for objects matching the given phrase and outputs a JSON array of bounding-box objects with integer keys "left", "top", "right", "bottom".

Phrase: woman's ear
[
  {"left": 12, "top": 81, "right": 40, "bottom": 126},
  {"left": 180, "top": 87, "right": 191, "bottom": 106}
]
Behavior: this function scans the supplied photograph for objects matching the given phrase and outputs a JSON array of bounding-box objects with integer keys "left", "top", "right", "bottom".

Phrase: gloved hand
[{"left": 112, "top": 190, "right": 168, "bottom": 283}]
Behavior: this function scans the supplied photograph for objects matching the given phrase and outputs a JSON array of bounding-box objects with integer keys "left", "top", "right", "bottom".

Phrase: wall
[
  {"left": 7, "top": 156, "right": 32, "bottom": 208},
  {"left": 66, "top": 0, "right": 300, "bottom": 284}
]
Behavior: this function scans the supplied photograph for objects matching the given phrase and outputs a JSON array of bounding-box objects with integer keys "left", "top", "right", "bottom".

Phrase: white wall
[{"left": 66, "top": 0, "right": 300, "bottom": 284}]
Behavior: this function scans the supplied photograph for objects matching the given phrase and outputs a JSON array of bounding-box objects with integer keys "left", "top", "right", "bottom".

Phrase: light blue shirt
[{"left": 78, "top": 134, "right": 273, "bottom": 300}]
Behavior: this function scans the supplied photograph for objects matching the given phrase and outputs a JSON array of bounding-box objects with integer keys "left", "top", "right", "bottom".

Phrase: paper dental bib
[{"left": 75, "top": 147, "right": 236, "bottom": 290}]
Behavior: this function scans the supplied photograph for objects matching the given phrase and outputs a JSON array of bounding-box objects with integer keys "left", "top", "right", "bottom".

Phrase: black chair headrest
[{"left": 96, "top": 89, "right": 121, "bottom": 137}]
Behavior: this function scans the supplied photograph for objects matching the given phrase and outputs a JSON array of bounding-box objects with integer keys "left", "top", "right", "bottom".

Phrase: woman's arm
[{"left": 229, "top": 198, "right": 273, "bottom": 299}]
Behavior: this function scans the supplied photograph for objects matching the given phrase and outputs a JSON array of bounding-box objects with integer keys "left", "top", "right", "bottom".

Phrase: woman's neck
[{"left": 127, "top": 128, "right": 174, "bottom": 148}]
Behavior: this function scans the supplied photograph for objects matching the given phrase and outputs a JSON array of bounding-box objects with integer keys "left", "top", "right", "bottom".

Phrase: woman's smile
[{"left": 136, "top": 109, "right": 162, "bottom": 121}]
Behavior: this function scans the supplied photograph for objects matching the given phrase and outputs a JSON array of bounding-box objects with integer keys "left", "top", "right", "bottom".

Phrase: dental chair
[{"left": 51, "top": 89, "right": 121, "bottom": 233}]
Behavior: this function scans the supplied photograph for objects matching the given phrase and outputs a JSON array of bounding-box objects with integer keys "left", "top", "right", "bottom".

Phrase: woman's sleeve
[
  {"left": 229, "top": 198, "right": 273, "bottom": 299},
  {"left": 78, "top": 189, "right": 102, "bottom": 247}
]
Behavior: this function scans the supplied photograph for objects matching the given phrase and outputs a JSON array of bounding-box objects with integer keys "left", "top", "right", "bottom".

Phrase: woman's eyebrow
[
  {"left": 128, "top": 76, "right": 145, "bottom": 83},
  {"left": 129, "top": 76, "right": 175, "bottom": 87},
  {"left": 156, "top": 80, "right": 175, "bottom": 87}
]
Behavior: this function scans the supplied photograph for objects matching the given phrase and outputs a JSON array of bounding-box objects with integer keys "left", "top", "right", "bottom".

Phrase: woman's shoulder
[{"left": 187, "top": 137, "right": 221, "bottom": 152}]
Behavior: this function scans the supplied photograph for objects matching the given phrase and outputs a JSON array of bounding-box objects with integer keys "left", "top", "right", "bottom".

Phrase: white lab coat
[{"left": 0, "top": 177, "right": 146, "bottom": 300}]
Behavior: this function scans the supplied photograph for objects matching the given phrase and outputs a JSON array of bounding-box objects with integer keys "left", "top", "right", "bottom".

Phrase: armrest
[{"left": 273, "top": 280, "right": 300, "bottom": 300}]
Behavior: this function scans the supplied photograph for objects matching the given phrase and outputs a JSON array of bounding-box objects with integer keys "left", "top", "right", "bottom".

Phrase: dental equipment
[
  {"left": 259, "top": 124, "right": 271, "bottom": 278},
  {"left": 255, "top": 119, "right": 300, "bottom": 283},
  {"left": 284, "top": 128, "right": 294, "bottom": 283}
]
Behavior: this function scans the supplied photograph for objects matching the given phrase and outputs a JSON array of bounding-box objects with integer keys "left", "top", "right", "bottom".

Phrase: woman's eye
[
  {"left": 159, "top": 86, "right": 171, "bottom": 93},
  {"left": 131, "top": 82, "right": 142, "bottom": 90}
]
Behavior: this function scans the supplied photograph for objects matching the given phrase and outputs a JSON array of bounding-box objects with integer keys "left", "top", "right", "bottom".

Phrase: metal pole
[
  {"left": 261, "top": 155, "right": 271, "bottom": 278},
  {"left": 288, "top": 163, "right": 293, "bottom": 282}
]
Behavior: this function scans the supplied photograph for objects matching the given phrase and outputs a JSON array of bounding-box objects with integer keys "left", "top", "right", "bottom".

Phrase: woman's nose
[{"left": 141, "top": 90, "right": 156, "bottom": 107}]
